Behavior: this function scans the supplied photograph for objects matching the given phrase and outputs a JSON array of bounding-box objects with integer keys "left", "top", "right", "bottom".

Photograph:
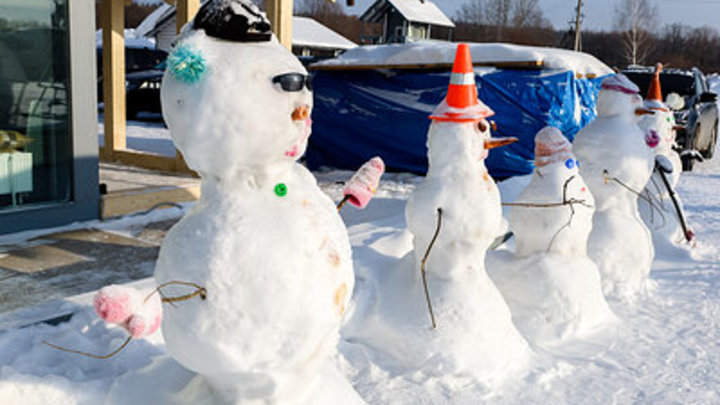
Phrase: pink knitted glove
[
  {"left": 94, "top": 285, "right": 162, "bottom": 338},
  {"left": 343, "top": 157, "right": 385, "bottom": 209}
]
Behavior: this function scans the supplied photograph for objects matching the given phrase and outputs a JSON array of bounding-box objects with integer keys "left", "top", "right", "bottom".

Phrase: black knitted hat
[{"left": 193, "top": 0, "right": 272, "bottom": 42}]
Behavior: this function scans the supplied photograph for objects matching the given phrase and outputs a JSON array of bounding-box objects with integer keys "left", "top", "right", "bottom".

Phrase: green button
[{"left": 274, "top": 183, "right": 288, "bottom": 197}]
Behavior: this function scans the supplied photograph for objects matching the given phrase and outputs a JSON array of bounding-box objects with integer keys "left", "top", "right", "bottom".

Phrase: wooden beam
[
  {"left": 267, "top": 0, "right": 293, "bottom": 50},
  {"left": 99, "top": 148, "right": 198, "bottom": 176},
  {"left": 101, "top": 184, "right": 201, "bottom": 219},
  {"left": 102, "top": 0, "right": 126, "bottom": 152},
  {"left": 176, "top": 0, "right": 200, "bottom": 33}
]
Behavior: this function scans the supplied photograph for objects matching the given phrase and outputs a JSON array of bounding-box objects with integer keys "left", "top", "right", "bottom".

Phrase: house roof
[
  {"left": 142, "top": 5, "right": 356, "bottom": 50},
  {"left": 360, "top": 0, "right": 455, "bottom": 28},
  {"left": 292, "top": 17, "right": 356, "bottom": 50}
]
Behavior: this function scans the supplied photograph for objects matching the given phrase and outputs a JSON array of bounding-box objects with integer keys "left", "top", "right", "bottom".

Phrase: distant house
[
  {"left": 143, "top": 6, "right": 356, "bottom": 58},
  {"left": 359, "top": 0, "right": 455, "bottom": 44}
]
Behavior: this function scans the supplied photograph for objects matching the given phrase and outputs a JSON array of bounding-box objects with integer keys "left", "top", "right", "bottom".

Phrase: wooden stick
[
  {"left": 421, "top": 208, "right": 443, "bottom": 329},
  {"left": 336, "top": 195, "right": 350, "bottom": 212},
  {"left": 43, "top": 336, "right": 132, "bottom": 360}
]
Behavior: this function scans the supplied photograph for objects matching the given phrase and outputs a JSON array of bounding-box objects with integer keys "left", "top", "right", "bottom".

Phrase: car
[
  {"left": 623, "top": 67, "right": 718, "bottom": 171},
  {"left": 125, "top": 68, "right": 164, "bottom": 119}
]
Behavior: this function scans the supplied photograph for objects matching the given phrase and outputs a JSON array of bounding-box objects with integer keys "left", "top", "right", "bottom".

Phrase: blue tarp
[{"left": 306, "top": 68, "right": 607, "bottom": 178}]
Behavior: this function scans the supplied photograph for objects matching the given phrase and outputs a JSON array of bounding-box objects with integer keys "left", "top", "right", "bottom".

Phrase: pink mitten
[
  {"left": 94, "top": 285, "right": 163, "bottom": 338},
  {"left": 124, "top": 293, "right": 162, "bottom": 338},
  {"left": 343, "top": 157, "right": 385, "bottom": 209},
  {"left": 94, "top": 285, "right": 141, "bottom": 324}
]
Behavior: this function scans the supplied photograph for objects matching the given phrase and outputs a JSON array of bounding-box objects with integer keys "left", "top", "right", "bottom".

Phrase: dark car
[
  {"left": 125, "top": 68, "right": 164, "bottom": 119},
  {"left": 97, "top": 47, "right": 167, "bottom": 119},
  {"left": 623, "top": 67, "right": 718, "bottom": 171}
]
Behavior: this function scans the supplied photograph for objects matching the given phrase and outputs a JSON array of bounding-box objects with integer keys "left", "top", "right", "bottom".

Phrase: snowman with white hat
[
  {"left": 345, "top": 44, "right": 530, "bottom": 384},
  {"left": 638, "top": 64, "right": 695, "bottom": 252},
  {"left": 488, "top": 126, "right": 616, "bottom": 344},
  {"left": 106, "top": 1, "right": 365, "bottom": 404},
  {"left": 573, "top": 74, "right": 658, "bottom": 300}
]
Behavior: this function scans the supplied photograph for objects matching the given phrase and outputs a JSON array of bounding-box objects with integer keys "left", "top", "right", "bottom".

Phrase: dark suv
[{"left": 623, "top": 67, "right": 718, "bottom": 171}]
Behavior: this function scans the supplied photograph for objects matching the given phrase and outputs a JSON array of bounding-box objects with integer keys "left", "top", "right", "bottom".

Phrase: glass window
[{"left": 0, "top": 0, "right": 72, "bottom": 210}]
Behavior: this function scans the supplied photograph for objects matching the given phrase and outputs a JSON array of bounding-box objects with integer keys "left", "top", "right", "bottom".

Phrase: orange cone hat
[
  {"left": 645, "top": 63, "right": 668, "bottom": 111},
  {"left": 430, "top": 44, "right": 494, "bottom": 122}
]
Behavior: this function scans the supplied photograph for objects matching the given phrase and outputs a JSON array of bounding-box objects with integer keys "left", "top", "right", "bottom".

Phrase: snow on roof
[
  {"left": 135, "top": 3, "right": 172, "bottom": 38},
  {"left": 292, "top": 17, "right": 356, "bottom": 50},
  {"left": 140, "top": 6, "right": 356, "bottom": 51},
  {"left": 361, "top": 0, "right": 455, "bottom": 28},
  {"left": 95, "top": 28, "right": 156, "bottom": 50},
  {"left": 312, "top": 41, "right": 613, "bottom": 76}
]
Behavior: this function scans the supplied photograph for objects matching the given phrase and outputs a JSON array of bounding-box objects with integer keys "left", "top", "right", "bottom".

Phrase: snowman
[
  {"left": 573, "top": 74, "right": 658, "bottom": 300},
  {"left": 488, "top": 127, "right": 616, "bottom": 344},
  {"left": 107, "top": 1, "right": 364, "bottom": 404},
  {"left": 344, "top": 44, "right": 530, "bottom": 384},
  {"left": 637, "top": 64, "right": 693, "bottom": 252}
]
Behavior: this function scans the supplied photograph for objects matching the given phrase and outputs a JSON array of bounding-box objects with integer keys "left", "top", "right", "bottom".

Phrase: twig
[
  {"left": 151, "top": 281, "right": 207, "bottom": 304},
  {"left": 43, "top": 336, "right": 132, "bottom": 360},
  {"left": 421, "top": 208, "right": 443, "bottom": 329},
  {"left": 336, "top": 195, "right": 350, "bottom": 212},
  {"left": 603, "top": 169, "right": 665, "bottom": 218}
]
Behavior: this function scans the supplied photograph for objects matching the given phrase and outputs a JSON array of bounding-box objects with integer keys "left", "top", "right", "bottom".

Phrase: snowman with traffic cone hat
[
  {"left": 573, "top": 73, "right": 658, "bottom": 300},
  {"left": 345, "top": 44, "right": 530, "bottom": 385},
  {"left": 488, "top": 126, "right": 616, "bottom": 345},
  {"left": 638, "top": 63, "right": 694, "bottom": 252}
]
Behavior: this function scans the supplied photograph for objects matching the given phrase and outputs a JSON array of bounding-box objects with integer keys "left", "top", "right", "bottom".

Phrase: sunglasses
[{"left": 272, "top": 73, "right": 313, "bottom": 92}]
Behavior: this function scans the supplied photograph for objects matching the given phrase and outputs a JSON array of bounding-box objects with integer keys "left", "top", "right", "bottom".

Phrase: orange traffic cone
[
  {"left": 645, "top": 63, "right": 668, "bottom": 111},
  {"left": 430, "top": 44, "right": 494, "bottom": 122}
]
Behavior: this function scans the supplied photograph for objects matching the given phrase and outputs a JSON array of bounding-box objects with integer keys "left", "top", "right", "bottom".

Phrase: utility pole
[{"left": 573, "top": 0, "right": 583, "bottom": 52}]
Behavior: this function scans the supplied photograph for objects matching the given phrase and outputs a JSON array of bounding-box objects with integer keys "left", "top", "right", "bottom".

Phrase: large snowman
[
  {"left": 488, "top": 127, "right": 616, "bottom": 344},
  {"left": 637, "top": 64, "right": 693, "bottom": 252},
  {"left": 108, "top": 1, "right": 364, "bottom": 404},
  {"left": 573, "top": 74, "right": 658, "bottom": 300},
  {"left": 345, "top": 44, "right": 530, "bottom": 385}
]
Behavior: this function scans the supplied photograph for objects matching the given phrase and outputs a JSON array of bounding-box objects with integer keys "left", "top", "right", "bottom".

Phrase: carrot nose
[
  {"left": 635, "top": 108, "right": 655, "bottom": 116},
  {"left": 292, "top": 106, "right": 310, "bottom": 121},
  {"left": 484, "top": 137, "right": 518, "bottom": 149}
]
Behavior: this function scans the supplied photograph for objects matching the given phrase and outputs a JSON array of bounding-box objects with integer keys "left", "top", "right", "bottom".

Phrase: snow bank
[
  {"left": 95, "top": 29, "right": 156, "bottom": 50},
  {"left": 313, "top": 41, "right": 613, "bottom": 77}
]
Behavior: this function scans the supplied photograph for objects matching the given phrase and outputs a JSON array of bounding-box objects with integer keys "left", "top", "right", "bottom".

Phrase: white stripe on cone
[{"left": 449, "top": 72, "right": 475, "bottom": 85}]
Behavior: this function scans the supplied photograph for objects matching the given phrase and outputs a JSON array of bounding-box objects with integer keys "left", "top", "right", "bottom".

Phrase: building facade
[{"left": 0, "top": 0, "right": 98, "bottom": 234}]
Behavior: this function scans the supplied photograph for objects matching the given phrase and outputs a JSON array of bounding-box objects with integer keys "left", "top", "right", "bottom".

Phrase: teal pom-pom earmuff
[{"left": 167, "top": 45, "right": 207, "bottom": 84}]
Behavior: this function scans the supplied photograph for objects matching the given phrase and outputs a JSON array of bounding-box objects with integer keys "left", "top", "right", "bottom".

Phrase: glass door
[{"left": 0, "top": 0, "right": 73, "bottom": 210}]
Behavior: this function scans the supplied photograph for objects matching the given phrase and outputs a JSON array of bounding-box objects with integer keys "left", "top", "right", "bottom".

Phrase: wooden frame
[{"left": 100, "top": 0, "right": 295, "bottom": 174}]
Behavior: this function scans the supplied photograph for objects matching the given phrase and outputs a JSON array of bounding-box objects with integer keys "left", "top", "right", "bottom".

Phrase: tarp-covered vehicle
[{"left": 306, "top": 41, "right": 613, "bottom": 178}]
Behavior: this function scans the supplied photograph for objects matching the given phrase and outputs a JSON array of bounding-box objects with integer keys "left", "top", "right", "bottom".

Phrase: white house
[
  {"left": 142, "top": 5, "right": 356, "bottom": 58},
  {"left": 359, "top": 0, "right": 454, "bottom": 44}
]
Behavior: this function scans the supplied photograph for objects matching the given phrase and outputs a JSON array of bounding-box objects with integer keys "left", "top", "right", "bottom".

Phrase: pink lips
[
  {"left": 285, "top": 117, "right": 312, "bottom": 158},
  {"left": 645, "top": 129, "right": 660, "bottom": 148}
]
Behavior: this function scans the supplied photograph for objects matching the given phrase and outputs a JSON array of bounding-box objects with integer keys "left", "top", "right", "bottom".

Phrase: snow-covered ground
[{"left": 1, "top": 152, "right": 719, "bottom": 404}]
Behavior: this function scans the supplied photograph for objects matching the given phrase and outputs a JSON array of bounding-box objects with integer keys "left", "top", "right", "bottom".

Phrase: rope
[{"left": 420, "top": 207, "right": 442, "bottom": 329}]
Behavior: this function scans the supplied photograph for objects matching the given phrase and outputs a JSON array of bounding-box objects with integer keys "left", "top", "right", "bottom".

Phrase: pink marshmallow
[{"left": 343, "top": 157, "right": 385, "bottom": 209}]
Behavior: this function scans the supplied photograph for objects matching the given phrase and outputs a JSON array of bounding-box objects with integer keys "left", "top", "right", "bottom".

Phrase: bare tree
[
  {"left": 512, "top": 0, "right": 547, "bottom": 28},
  {"left": 613, "top": 0, "right": 658, "bottom": 66},
  {"left": 485, "top": 0, "right": 512, "bottom": 40},
  {"left": 295, "top": 0, "right": 344, "bottom": 17},
  {"left": 456, "top": 0, "right": 486, "bottom": 24}
]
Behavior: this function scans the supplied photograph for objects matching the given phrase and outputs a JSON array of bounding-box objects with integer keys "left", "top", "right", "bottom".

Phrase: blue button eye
[
  {"left": 575, "top": 159, "right": 580, "bottom": 168},
  {"left": 565, "top": 158, "right": 575, "bottom": 169}
]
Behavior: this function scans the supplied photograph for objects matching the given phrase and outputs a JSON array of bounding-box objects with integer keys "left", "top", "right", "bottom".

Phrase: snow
[
  {"left": 313, "top": 41, "right": 613, "bottom": 77},
  {"left": 134, "top": 3, "right": 172, "bottom": 38},
  {"left": 97, "top": 113, "right": 175, "bottom": 157},
  {"left": 292, "top": 17, "right": 357, "bottom": 51},
  {"left": 2, "top": 152, "right": 720, "bottom": 403},
  {"left": 361, "top": 0, "right": 455, "bottom": 28},
  {"left": 95, "top": 29, "right": 155, "bottom": 50}
]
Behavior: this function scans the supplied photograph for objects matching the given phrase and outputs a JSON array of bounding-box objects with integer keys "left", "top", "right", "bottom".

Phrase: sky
[
  {"left": 336, "top": 0, "right": 720, "bottom": 32},
  {"left": 127, "top": 0, "right": 720, "bottom": 32}
]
